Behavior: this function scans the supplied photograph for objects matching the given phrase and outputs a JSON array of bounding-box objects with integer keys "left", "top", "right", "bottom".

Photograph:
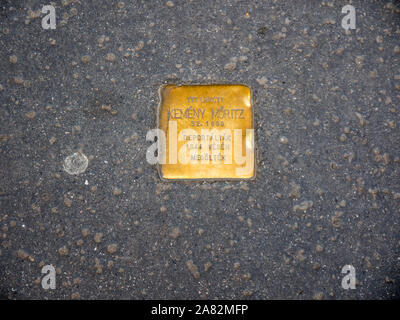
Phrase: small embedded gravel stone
[
  {"left": 107, "top": 244, "right": 118, "bottom": 254},
  {"left": 81, "top": 55, "right": 91, "bottom": 64},
  {"left": 186, "top": 260, "right": 200, "bottom": 279},
  {"left": 94, "top": 233, "right": 103, "bottom": 244},
  {"left": 169, "top": 227, "right": 181, "bottom": 239},
  {"left": 58, "top": 246, "right": 68, "bottom": 256},
  {"left": 9, "top": 55, "right": 17, "bottom": 64},
  {"left": 105, "top": 53, "right": 116, "bottom": 62},
  {"left": 63, "top": 152, "right": 88, "bottom": 175}
]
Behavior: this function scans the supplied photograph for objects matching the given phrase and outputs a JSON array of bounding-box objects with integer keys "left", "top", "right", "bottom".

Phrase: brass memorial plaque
[{"left": 158, "top": 84, "right": 255, "bottom": 180}]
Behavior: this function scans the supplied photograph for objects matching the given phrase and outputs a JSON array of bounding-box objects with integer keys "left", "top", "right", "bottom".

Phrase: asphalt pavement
[{"left": 0, "top": 0, "right": 399, "bottom": 299}]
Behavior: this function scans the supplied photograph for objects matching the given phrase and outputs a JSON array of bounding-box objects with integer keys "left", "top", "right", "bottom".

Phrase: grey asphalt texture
[{"left": 0, "top": 0, "right": 399, "bottom": 300}]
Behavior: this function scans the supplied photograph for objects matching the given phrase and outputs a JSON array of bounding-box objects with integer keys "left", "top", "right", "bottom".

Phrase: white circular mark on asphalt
[{"left": 63, "top": 152, "right": 88, "bottom": 175}]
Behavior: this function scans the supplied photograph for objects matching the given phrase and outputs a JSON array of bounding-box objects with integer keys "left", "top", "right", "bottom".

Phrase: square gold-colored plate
[{"left": 158, "top": 84, "right": 255, "bottom": 180}]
